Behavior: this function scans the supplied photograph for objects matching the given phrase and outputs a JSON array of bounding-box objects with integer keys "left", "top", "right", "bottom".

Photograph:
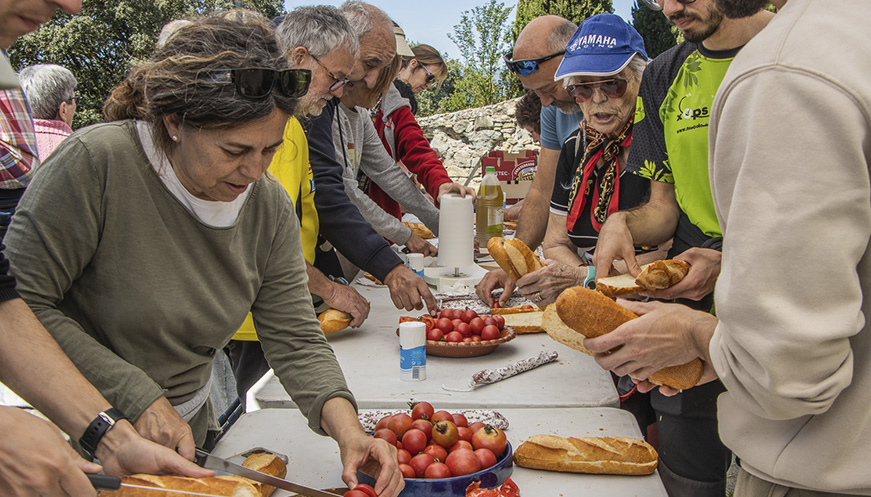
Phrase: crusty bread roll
[
  {"left": 514, "top": 435, "right": 657, "bottom": 475},
  {"left": 318, "top": 308, "right": 353, "bottom": 334},
  {"left": 487, "top": 237, "right": 543, "bottom": 282},
  {"left": 402, "top": 222, "right": 434, "bottom": 239},
  {"left": 100, "top": 454, "right": 286, "bottom": 497},
  {"left": 554, "top": 286, "right": 703, "bottom": 390},
  {"left": 597, "top": 260, "right": 690, "bottom": 298},
  {"left": 542, "top": 304, "right": 592, "bottom": 356},
  {"left": 489, "top": 306, "right": 539, "bottom": 315},
  {"left": 500, "top": 310, "right": 544, "bottom": 334}
]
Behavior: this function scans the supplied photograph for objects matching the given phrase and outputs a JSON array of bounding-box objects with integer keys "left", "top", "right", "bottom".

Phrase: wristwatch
[
  {"left": 582, "top": 265, "right": 596, "bottom": 290},
  {"left": 79, "top": 408, "right": 128, "bottom": 459}
]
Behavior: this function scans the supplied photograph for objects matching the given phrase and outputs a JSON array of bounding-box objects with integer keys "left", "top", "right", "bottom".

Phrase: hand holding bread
[
  {"left": 487, "top": 237, "right": 543, "bottom": 281},
  {"left": 554, "top": 287, "right": 703, "bottom": 390},
  {"left": 596, "top": 259, "right": 690, "bottom": 298},
  {"left": 318, "top": 308, "right": 353, "bottom": 334},
  {"left": 514, "top": 435, "right": 657, "bottom": 475}
]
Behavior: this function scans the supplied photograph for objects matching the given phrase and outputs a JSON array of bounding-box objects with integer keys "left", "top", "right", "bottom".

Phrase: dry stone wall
[{"left": 417, "top": 96, "right": 535, "bottom": 189}]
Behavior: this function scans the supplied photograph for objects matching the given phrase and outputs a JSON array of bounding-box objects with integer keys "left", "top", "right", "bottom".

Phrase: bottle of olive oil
[{"left": 475, "top": 166, "right": 504, "bottom": 247}]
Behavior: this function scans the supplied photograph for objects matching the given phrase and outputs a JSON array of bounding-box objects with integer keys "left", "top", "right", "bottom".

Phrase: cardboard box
[{"left": 480, "top": 150, "right": 538, "bottom": 182}]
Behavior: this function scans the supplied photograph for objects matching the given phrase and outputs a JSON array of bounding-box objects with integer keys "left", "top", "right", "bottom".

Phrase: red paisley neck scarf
[{"left": 566, "top": 119, "right": 633, "bottom": 233}]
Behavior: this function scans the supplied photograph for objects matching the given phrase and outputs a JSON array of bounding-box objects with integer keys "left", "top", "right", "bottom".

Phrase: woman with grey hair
[
  {"left": 18, "top": 64, "right": 77, "bottom": 159},
  {"left": 513, "top": 14, "right": 654, "bottom": 307}
]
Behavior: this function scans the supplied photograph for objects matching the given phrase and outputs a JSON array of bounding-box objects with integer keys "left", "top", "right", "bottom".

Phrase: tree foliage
[
  {"left": 630, "top": 0, "right": 679, "bottom": 59},
  {"left": 513, "top": 0, "right": 614, "bottom": 42},
  {"left": 8, "top": 0, "right": 284, "bottom": 129},
  {"left": 444, "top": 0, "right": 514, "bottom": 111}
]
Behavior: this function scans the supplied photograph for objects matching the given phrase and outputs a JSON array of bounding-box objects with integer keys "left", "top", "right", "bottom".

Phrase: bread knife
[
  {"left": 88, "top": 474, "right": 224, "bottom": 497},
  {"left": 195, "top": 449, "right": 339, "bottom": 497}
]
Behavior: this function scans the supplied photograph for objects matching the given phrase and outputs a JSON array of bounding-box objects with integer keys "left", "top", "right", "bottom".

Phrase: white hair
[
  {"left": 276, "top": 5, "right": 359, "bottom": 58},
  {"left": 18, "top": 64, "right": 77, "bottom": 120}
]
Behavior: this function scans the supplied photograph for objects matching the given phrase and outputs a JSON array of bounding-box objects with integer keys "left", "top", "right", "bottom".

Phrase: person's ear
[
  {"left": 56, "top": 101, "right": 68, "bottom": 121},
  {"left": 162, "top": 114, "right": 182, "bottom": 142},
  {"left": 290, "top": 46, "right": 307, "bottom": 67}
]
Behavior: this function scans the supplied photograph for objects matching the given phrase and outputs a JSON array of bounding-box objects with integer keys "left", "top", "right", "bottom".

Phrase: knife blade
[
  {"left": 195, "top": 449, "right": 339, "bottom": 497},
  {"left": 88, "top": 474, "right": 225, "bottom": 497}
]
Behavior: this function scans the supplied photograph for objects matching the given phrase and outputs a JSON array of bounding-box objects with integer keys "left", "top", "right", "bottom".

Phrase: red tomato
[
  {"left": 449, "top": 440, "right": 473, "bottom": 453},
  {"left": 491, "top": 314, "right": 505, "bottom": 329},
  {"left": 424, "top": 461, "right": 452, "bottom": 479},
  {"left": 469, "top": 317, "right": 485, "bottom": 334},
  {"left": 444, "top": 448, "right": 482, "bottom": 476},
  {"left": 483, "top": 317, "right": 497, "bottom": 327},
  {"left": 402, "top": 428, "right": 428, "bottom": 455},
  {"left": 343, "top": 490, "right": 368, "bottom": 497},
  {"left": 451, "top": 413, "right": 468, "bottom": 428},
  {"left": 438, "top": 309, "right": 453, "bottom": 319},
  {"left": 457, "top": 426, "right": 472, "bottom": 443},
  {"left": 423, "top": 444, "right": 448, "bottom": 462},
  {"left": 445, "top": 331, "right": 463, "bottom": 343},
  {"left": 375, "top": 415, "right": 393, "bottom": 431},
  {"left": 410, "top": 401, "right": 434, "bottom": 421},
  {"left": 470, "top": 335, "right": 482, "bottom": 342},
  {"left": 454, "top": 322, "right": 472, "bottom": 337},
  {"left": 409, "top": 453, "right": 435, "bottom": 478},
  {"left": 431, "top": 410, "right": 453, "bottom": 422},
  {"left": 426, "top": 328, "right": 444, "bottom": 341},
  {"left": 373, "top": 428, "right": 397, "bottom": 446},
  {"left": 396, "top": 448, "right": 412, "bottom": 465},
  {"left": 399, "top": 463, "right": 416, "bottom": 479},
  {"left": 451, "top": 318, "right": 464, "bottom": 329},
  {"left": 462, "top": 337, "right": 473, "bottom": 343},
  {"left": 480, "top": 325, "right": 500, "bottom": 341},
  {"left": 352, "top": 484, "right": 377, "bottom": 497},
  {"left": 474, "top": 448, "right": 498, "bottom": 469},
  {"left": 388, "top": 413, "right": 414, "bottom": 439},
  {"left": 468, "top": 422, "right": 485, "bottom": 435},
  {"left": 491, "top": 301, "right": 501, "bottom": 308},
  {"left": 435, "top": 317, "right": 454, "bottom": 333},
  {"left": 521, "top": 304, "right": 534, "bottom": 310},
  {"left": 431, "top": 420, "right": 459, "bottom": 448},
  {"left": 411, "top": 419, "right": 432, "bottom": 440},
  {"left": 471, "top": 425, "right": 508, "bottom": 455},
  {"left": 461, "top": 309, "right": 478, "bottom": 323}
]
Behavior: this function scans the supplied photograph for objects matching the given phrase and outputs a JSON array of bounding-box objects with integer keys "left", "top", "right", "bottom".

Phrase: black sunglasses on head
[
  {"left": 202, "top": 68, "right": 312, "bottom": 99},
  {"left": 503, "top": 51, "right": 565, "bottom": 76},
  {"left": 639, "top": 0, "right": 697, "bottom": 12}
]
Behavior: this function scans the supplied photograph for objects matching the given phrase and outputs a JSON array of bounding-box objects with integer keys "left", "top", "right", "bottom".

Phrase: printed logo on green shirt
[{"left": 634, "top": 96, "right": 645, "bottom": 124}]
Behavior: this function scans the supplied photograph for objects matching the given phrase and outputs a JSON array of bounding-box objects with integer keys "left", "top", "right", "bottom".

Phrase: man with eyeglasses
[
  {"left": 589, "top": 0, "right": 773, "bottom": 495},
  {"left": 18, "top": 64, "right": 78, "bottom": 160},
  {"left": 303, "top": 1, "right": 438, "bottom": 313},
  {"left": 476, "top": 15, "right": 583, "bottom": 307}
]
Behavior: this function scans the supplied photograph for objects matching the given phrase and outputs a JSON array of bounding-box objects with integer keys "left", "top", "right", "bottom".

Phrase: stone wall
[{"left": 417, "top": 96, "right": 535, "bottom": 189}]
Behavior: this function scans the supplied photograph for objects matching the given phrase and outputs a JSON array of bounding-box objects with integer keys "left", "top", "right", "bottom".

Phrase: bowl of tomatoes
[
  {"left": 359, "top": 403, "right": 514, "bottom": 497},
  {"left": 399, "top": 309, "right": 516, "bottom": 358}
]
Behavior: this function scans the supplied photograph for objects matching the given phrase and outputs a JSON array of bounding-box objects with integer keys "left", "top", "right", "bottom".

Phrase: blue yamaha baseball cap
[{"left": 555, "top": 13, "right": 648, "bottom": 80}]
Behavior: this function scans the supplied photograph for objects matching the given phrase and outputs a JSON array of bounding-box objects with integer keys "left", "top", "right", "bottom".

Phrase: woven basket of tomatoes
[
  {"left": 398, "top": 309, "right": 516, "bottom": 358},
  {"left": 357, "top": 401, "right": 515, "bottom": 497}
]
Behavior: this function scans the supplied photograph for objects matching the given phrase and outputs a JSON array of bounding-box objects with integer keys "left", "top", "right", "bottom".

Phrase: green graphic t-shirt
[{"left": 628, "top": 42, "right": 742, "bottom": 238}]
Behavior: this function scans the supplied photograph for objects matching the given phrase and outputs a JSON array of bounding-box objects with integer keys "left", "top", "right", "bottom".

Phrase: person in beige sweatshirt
[{"left": 582, "top": 0, "right": 871, "bottom": 495}]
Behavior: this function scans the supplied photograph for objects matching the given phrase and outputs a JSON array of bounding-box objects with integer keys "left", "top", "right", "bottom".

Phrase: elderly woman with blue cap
[{"left": 514, "top": 14, "right": 661, "bottom": 306}]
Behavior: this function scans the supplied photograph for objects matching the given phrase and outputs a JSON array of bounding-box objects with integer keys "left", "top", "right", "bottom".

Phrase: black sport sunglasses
[
  {"left": 202, "top": 68, "right": 312, "bottom": 99},
  {"left": 503, "top": 51, "right": 565, "bottom": 76},
  {"left": 639, "top": 0, "right": 697, "bottom": 12}
]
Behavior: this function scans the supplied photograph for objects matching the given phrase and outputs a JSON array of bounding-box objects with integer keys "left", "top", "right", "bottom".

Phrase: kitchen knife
[
  {"left": 195, "top": 449, "right": 340, "bottom": 497},
  {"left": 88, "top": 474, "right": 224, "bottom": 497}
]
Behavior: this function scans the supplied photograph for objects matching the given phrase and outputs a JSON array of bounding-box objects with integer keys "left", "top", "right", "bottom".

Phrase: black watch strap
[{"left": 79, "top": 407, "right": 128, "bottom": 458}]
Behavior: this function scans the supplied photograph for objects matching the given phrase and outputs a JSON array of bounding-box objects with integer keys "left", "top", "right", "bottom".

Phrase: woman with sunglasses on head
[
  {"left": 368, "top": 33, "right": 474, "bottom": 226},
  {"left": 512, "top": 14, "right": 663, "bottom": 307},
  {"left": 3, "top": 13, "right": 403, "bottom": 497}
]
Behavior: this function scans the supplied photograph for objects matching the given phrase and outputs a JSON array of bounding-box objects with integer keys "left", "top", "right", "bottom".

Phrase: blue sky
[{"left": 282, "top": 0, "right": 639, "bottom": 61}]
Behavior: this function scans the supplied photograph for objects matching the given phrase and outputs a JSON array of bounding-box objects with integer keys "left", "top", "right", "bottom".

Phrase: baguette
[
  {"left": 500, "top": 310, "right": 544, "bottom": 334},
  {"left": 542, "top": 304, "right": 592, "bottom": 356},
  {"left": 554, "top": 286, "right": 703, "bottom": 390},
  {"left": 318, "top": 308, "right": 353, "bottom": 334},
  {"left": 514, "top": 435, "right": 657, "bottom": 475},
  {"left": 402, "top": 222, "right": 434, "bottom": 239},
  {"left": 596, "top": 260, "right": 690, "bottom": 298},
  {"left": 489, "top": 306, "right": 539, "bottom": 315},
  {"left": 487, "top": 237, "right": 543, "bottom": 282},
  {"left": 100, "top": 454, "right": 287, "bottom": 497}
]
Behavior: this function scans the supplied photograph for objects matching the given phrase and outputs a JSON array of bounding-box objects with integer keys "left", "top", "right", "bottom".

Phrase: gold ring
[{"left": 533, "top": 292, "right": 542, "bottom": 302}]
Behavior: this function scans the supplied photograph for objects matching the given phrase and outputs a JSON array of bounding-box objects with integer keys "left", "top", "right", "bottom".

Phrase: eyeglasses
[
  {"left": 503, "top": 51, "right": 565, "bottom": 76},
  {"left": 419, "top": 63, "right": 437, "bottom": 85},
  {"left": 203, "top": 68, "right": 311, "bottom": 99},
  {"left": 311, "top": 54, "right": 350, "bottom": 93},
  {"left": 639, "top": 0, "right": 697, "bottom": 12},
  {"left": 567, "top": 79, "right": 629, "bottom": 102}
]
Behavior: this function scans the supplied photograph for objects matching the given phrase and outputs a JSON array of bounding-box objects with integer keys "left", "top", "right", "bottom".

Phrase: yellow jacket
[{"left": 233, "top": 117, "right": 318, "bottom": 341}]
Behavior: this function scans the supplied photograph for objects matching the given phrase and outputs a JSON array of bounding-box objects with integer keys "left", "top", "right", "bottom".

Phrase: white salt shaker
[
  {"left": 399, "top": 321, "right": 427, "bottom": 381},
  {"left": 406, "top": 253, "right": 424, "bottom": 278}
]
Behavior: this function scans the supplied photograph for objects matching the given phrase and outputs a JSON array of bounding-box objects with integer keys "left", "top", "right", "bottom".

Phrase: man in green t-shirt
[{"left": 591, "top": 1, "right": 774, "bottom": 495}]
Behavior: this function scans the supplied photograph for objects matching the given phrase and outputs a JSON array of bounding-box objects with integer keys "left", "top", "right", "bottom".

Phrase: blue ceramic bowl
[{"left": 358, "top": 442, "right": 513, "bottom": 497}]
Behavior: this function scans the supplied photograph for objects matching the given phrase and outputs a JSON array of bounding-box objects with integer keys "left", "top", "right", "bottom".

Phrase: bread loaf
[
  {"left": 487, "top": 237, "right": 543, "bottom": 281},
  {"left": 500, "top": 310, "right": 544, "bottom": 334},
  {"left": 318, "top": 308, "right": 353, "bottom": 334},
  {"left": 100, "top": 454, "right": 287, "bottom": 497},
  {"left": 402, "top": 222, "right": 434, "bottom": 239},
  {"left": 597, "top": 260, "right": 690, "bottom": 298},
  {"left": 554, "top": 286, "right": 703, "bottom": 390},
  {"left": 514, "top": 435, "right": 657, "bottom": 475},
  {"left": 489, "top": 306, "right": 539, "bottom": 315},
  {"left": 542, "top": 304, "right": 592, "bottom": 356}
]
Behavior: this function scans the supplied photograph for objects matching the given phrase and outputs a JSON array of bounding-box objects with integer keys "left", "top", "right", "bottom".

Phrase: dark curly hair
[{"left": 515, "top": 90, "right": 541, "bottom": 136}]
